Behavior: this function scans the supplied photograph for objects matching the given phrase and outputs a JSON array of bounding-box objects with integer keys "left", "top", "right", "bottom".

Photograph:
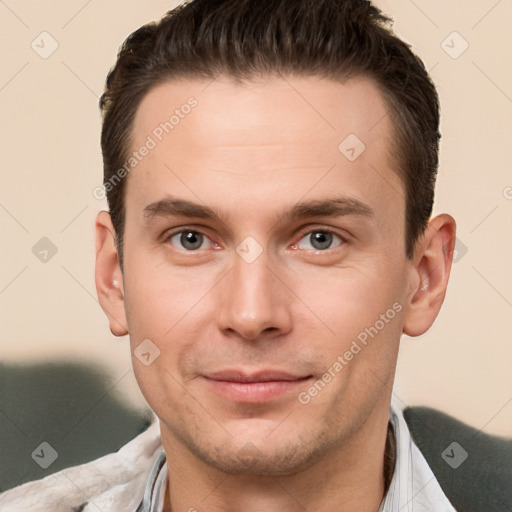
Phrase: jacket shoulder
[{"left": 403, "top": 406, "right": 512, "bottom": 512}]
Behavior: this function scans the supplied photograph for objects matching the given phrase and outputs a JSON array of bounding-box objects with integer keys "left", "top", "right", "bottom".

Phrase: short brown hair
[{"left": 100, "top": 0, "right": 440, "bottom": 265}]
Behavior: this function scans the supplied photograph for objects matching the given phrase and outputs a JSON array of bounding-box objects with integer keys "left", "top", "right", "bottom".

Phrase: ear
[
  {"left": 95, "top": 211, "right": 128, "bottom": 337},
  {"left": 403, "top": 214, "right": 456, "bottom": 337}
]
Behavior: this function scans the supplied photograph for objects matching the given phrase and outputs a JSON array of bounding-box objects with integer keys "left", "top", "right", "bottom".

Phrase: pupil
[
  {"left": 311, "top": 232, "right": 332, "bottom": 250},
  {"left": 181, "top": 231, "right": 202, "bottom": 250}
]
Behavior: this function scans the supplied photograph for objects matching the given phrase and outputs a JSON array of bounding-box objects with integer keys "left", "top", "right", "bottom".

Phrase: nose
[{"left": 215, "top": 247, "right": 293, "bottom": 342}]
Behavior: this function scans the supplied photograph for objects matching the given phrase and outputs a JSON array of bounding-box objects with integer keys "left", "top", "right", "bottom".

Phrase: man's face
[{"left": 119, "top": 75, "right": 414, "bottom": 474}]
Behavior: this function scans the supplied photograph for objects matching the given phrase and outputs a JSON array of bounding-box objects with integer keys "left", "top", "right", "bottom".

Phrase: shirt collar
[
  {"left": 136, "top": 451, "right": 167, "bottom": 512},
  {"left": 379, "top": 397, "right": 456, "bottom": 511}
]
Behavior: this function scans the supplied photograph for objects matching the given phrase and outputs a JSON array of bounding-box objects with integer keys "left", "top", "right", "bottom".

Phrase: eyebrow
[{"left": 142, "top": 195, "right": 374, "bottom": 224}]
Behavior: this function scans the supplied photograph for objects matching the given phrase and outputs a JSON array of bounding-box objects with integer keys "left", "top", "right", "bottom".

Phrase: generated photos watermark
[
  {"left": 93, "top": 96, "right": 198, "bottom": 200},
  {"left": 298, "top": 301, "right": 403, "bottom": 405}
]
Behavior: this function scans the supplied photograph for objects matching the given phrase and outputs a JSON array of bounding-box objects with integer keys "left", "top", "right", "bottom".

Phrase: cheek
[
  {"left": 122, "top": 255, "right": 220, "bottom": 392},
  {"left": 292, "top": 260, "right": 406, "bottom": 394},
  {"left": 295, "top": 263, "right": 405, "bottom": 337},
  {"left": 123, "top": 254, "right": 210, "bottom": 337}
]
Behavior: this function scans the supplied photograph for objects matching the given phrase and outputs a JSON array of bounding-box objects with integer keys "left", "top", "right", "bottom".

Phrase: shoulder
[
  {"left": 0, "top": 419, "right": 162, "bottom": 512},
  {"left": 403, "top": 406, "right": 512, "bottom": 512}
]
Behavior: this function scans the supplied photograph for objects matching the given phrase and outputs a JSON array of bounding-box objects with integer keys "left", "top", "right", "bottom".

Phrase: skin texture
[{"left": 95, "top": 75, "right": 456, "bottom": 512}]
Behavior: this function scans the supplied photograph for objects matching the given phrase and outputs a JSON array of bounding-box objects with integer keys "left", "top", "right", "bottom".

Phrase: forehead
[
  {"left": 132, "top": 74, "right": 394, "bottom": 158},
  {"left": 126, "top": 74, "right": 403, "bottom": 228}
]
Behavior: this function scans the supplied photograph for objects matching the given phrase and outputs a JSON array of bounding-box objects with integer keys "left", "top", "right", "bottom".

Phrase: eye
[
  {"left": 294, "top": 230, "right": 344, "bottom": 251},
  {"left": 168, "top": 230, "right": 213, "bottom": 251}
]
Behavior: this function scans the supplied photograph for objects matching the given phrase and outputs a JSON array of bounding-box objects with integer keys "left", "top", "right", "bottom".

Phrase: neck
[{"left": 161, "top": 399, "right": 392, "bottom": 512}]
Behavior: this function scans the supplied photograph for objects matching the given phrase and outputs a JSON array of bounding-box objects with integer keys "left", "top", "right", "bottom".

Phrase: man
[{"left": 1, "top": 0, "right": 509, "bottom": 511}]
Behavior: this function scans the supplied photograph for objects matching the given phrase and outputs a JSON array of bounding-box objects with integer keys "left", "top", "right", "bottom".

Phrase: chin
[{"left": 178, "top": 425, "right": 338, "bottom": 476}]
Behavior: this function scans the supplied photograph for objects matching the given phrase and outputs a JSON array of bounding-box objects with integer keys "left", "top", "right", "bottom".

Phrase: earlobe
[
  {"left": 95, "top": 211, "right": 129, "bottom": 337},
  {"left": 403, "top": 214, "right": 456, "bottom": 337}
]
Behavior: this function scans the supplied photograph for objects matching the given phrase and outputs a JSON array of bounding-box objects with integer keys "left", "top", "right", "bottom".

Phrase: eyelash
[{"left": 164, "top": 226, "right": 348, "bottom": 253}]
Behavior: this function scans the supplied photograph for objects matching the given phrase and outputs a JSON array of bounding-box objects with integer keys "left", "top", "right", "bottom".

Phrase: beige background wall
[{"left": 1, "top": 0, "right": 511, "bottom": 435}]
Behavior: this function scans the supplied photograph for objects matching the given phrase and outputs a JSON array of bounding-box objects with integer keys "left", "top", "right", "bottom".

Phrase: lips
[
  {"left": 203, "top": 369, "right": 312, "bottom": 403},
  {"left": 205, "top": 369, "right": 308, "bottom": 382}
]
